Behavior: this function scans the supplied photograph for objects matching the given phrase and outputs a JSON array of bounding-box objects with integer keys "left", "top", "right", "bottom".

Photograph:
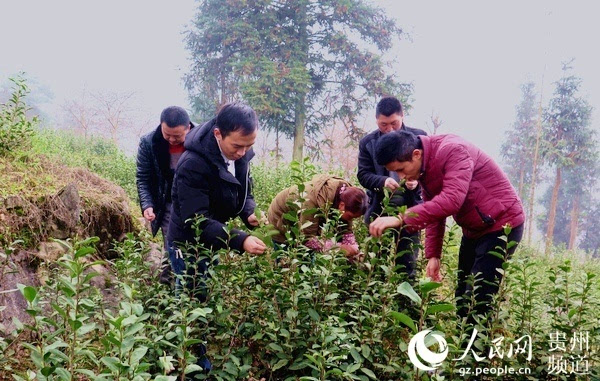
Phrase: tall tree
[
  {"left": 185, "top": 0, "right": 411, "bottom": 160},
  {"left": 537, "top": 157, "right": 597, "bottom": 250},
  {"left": 580, "top": 200, "right": 600, "bottom": 257},
  {"left": 501, "top": 82, "right": 538, "bottom": 204},
  {"left": 542, "top": 63, "right": 593, "bottom": 254}
]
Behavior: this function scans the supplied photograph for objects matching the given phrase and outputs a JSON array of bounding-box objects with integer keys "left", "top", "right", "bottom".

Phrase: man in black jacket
[
  {"left": 168, "top": 102, "right": 266, "bottom": 293},
  {"left": 357, "top": 96, "right": 427, "bottom": 279},
  {"left": 136, "top": 106, "right": 193, "bottom": 284}
]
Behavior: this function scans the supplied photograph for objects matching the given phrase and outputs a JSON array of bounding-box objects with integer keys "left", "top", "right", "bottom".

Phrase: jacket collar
[
  {"left": 185, "top": 118, "right": 255, "bottom": 183},
  {"left": 419, "top": 135, "right": 431, "bottom": 177}
]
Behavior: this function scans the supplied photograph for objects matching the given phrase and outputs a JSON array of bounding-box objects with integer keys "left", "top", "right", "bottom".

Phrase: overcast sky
[{"left": 1, "top": 0, "right": 599, "bottom": 162}]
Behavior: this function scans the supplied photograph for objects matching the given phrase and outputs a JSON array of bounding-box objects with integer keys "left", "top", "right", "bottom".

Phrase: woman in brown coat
[{"left": 267, "top": 174, "right": 367, "bottom": 260}]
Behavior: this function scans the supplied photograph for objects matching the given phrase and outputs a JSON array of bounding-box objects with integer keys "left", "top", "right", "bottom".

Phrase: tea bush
[
  {"left": 2, "top": 160, "right": 600, "bottom": 380},
  {"left": 0, "top": 75, "right": 37, "bottom": 157}
]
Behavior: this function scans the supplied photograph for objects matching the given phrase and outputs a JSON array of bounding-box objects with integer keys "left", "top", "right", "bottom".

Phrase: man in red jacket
[{"left": 369, "top": 130, "right": 525, "bottom": 321}]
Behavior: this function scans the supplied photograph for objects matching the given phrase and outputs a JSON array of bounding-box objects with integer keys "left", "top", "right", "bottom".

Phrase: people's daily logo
[{"left": 408, "top": 329, "right": 449, "bottom": 371}]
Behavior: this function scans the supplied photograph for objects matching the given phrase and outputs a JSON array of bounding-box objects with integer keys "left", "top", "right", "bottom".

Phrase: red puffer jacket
[{"left": 402, "top": 134, "right": 525, "bottom": 259}]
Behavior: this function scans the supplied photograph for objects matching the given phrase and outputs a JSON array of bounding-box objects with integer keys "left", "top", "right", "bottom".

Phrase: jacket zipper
[{"left": 236, "top": 164, "right": 250, "bottom": 215}]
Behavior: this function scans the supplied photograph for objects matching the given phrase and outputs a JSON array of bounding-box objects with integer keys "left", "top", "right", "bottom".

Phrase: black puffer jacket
[
  {"left": 357, "top": 124, "right": 427, "bottom": 223},
  {"left": 136, "top": 123, "right": 194, "bottom": 236},
  {"left": 167, "top": 118, "right": 256, "bottom": 252}
]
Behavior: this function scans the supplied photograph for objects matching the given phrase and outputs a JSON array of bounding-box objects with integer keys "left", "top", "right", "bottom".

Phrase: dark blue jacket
[
  {"left": 167, "top": 118, "right": 256, "bottom": 252},
  {"left": 136, "top": 123, "right": 195, "bottom": 236},
  {"left": 357, "top": 124, "right": 427, "bottom": 223}
]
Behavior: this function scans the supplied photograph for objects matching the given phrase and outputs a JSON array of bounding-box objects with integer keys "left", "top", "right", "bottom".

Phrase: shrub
[{"left": 0, "top": 75, "right": 37, "bottom": 157}]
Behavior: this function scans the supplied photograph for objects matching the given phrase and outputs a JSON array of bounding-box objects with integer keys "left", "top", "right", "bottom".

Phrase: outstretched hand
[
  {"left": 247, "top": 213, "right": 260, "bottom": 227},
  {"left": 369, "top": 216, "right": 402, "bottom": 237},
  {"left": 384, "top": 177, "right": 400, "bottom": 191},
  {"left": 243, "top": 236, "right": 267, "bottom": 255},
  {"left": 426, "top": 257, "right": 442, "bottom": 282}
]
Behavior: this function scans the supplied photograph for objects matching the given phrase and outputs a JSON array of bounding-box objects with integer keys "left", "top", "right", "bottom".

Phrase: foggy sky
[{"left": 1, "top": 0, "right": 599, "bottom": 163}]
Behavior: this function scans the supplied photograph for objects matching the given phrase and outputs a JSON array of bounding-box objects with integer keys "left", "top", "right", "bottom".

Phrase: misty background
[{"left": 1, "top": 0, "right": 599, "bottom": 248}]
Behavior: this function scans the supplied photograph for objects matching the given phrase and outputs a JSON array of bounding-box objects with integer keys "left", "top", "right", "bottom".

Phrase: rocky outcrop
[{"left": 0, "top": 163, "right": 140, "bottom": 335}]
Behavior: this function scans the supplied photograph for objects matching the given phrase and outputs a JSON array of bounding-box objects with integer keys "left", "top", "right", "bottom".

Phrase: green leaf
[
  {"left": 54, "top": 367, "right": 71, "bottom": 380},
  {"left": 268, "top": 343, "right": 284, "bottom": 353},
  {"left": 361, "top": 367, "right": 377, "bottom": 379},
  {"left": 18, "top": 284, "right": 37, "bottom": 303},
  {"left": 77, "top": 323, "right": 97, "bottom": 336},
  {"left": 289, "top": 361, "right": 309, "bottom": 370},
  {"left": 426, "top": 303, "right": 455, "bottom": 315},
  {"left": 75, "top": 246, "right": 96, "bottom": 259},
  {"left": 308, "top": 308, "right": 320, "bottom": 322},
  {"left": 361, "top": 344, "right": 371, "bottom": 359},
  {"left": 184, "top": 364, "right": 203, "bottom": 374},
  {"left": 389, "top": 311, "right": 417, "bottom": 333},
  {"left": 397, "top": 282, "right": 422, "bottom": 304},
  {"left": 419, "top": 281, "right": 442, "bottom": 295},
  {"left": 272, "top": 359, "right": 288, "bottom": 371},
  {"left": 488, "top": 250, "right": 505, "bottom": 260},
  {"left": 325, "top": 293, "right": 339, "bottom": 301},
  {"left": 12, "top": 316, "right": 23, "bottom": 330},
  {"left": 101, "top": 356, "right": 121, "bottom": 373},
  {"left": 130, "top": 346, "right": 148, "bottom": 365}
]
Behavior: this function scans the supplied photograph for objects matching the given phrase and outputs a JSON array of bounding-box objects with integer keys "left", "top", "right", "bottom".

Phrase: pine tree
[
  {"left": 542, "top": 62, "right": 593, "bottom": 253},
  {"left": 185, "top": 0, "right": 411, "bottom": 160},
  {"left": 502, "top": 82, "right": 538, "bottom": 204}
]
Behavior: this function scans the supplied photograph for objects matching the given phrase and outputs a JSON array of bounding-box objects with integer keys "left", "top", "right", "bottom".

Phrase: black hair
[
  {"left": 160, "top": 106, "right": 191, "bottom": 128},
  {"left": 376, "top": 96, "right": 403, "bottom": 117},
  {"left": 216, "top": 102, "right": 259, "bottom": 137},
  {"left": 332, "top": 185, "right": 368, "bottom": 215},
  {"left": 375, "top": 130, "right": 421, "bottom": 165}
]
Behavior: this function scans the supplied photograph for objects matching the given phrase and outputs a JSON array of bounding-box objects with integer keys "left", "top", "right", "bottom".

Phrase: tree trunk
[
  {"left": 518, "top": 167, "right": 525, "bottom": 202},
  {"left": 545, "top": 166, "right": 562, "bottom": 255},
  {"left": 292, "top": 96, "right": 306, "bottom": 162},
  {"left": 526, "top": 74, "right": 545, "bottom": 245},
  {"left": 291, "top": 1, "right": 309, "bottom": 162},
  {"left": 568, "top": 194, "right": 580, "bottom": 250},
  {"left": 275, "top": 129, "right": 280, "bottom": 169}
]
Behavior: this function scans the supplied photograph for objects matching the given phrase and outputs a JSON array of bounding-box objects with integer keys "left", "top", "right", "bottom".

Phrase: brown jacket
[{"left": 268, "top": 175, "right": 351, "bottom": 243}]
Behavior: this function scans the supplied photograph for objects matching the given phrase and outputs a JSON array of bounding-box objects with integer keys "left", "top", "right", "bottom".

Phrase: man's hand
[
  {"left": 243, "top": 236, "right": 267, "bottom": 255},
  {"left": 384, "top": 177, "right": 400, "bottom": 191},
  {"left": 341, "top": 244, "right": 364, "bottom": 263},
  {"left": 426, "top": 257, "right": 442, "bottom": 282},
  {"left": 369, "top": 216, "right": 402, "bottom": 237},
  {"left": 143, "top": 207, "right": 156, "bottom": 222},
  {"left": 247, "top": 213, "right": 260, "bottom": 227},
  {"left": 405, "top": 180, "right": 418, "bottom": 190},
  {"left": 340, "top": 243, "right": 359, "bottom": 257}
]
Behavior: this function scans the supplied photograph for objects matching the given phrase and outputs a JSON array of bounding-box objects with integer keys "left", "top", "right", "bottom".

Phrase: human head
[
  {"left": 214, "top": 102, "right": 259, "bottom": 161},
  {"left": 160, "top": 106, "right": 191, "bottom": 145},
  {"left": 375, "top": 96, "right": 404, "bottom": 134},
  {"left": 375, "top": 130, "right": 423, "bottom": 181},
  {"left": 334, "top": 185, "right": 368, "bottom": 222}
]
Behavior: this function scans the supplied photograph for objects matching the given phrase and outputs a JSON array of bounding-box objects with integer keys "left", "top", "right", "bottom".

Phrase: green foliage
[
  {"left": 185, "top": 0, "right": 413, "bottom": 159},
  {"left": 5, "top": 162, "right": 600, "bottom": 380},
  {"left": 0, "top": 74, "right": 38, "bottom": 156},
  {"left": 501, "top": 81, "right": 538, "bottom": 203},
  {"left": 29, "top": 129, "right": 138, "bottom": 200}
]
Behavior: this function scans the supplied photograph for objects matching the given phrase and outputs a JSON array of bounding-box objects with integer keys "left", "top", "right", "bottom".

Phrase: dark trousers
[
  {"left": 395, "top": 230, "right": 419, "bottom": 281},
  {"left": 158, "top": 203, "right": 173, "bottom": 284},
  {"left": 167, "top": 242, "right": 211, "bottom": 303},
  {"left": 166, "top": 241, "right": 212, "bottom": 373},
  {"left": 456, "top": 224, "right": 524, "bottom": 322}
]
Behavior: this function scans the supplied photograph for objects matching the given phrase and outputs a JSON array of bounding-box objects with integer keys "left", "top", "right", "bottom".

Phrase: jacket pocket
[{"left": 455, "top": 182, "right": 507, "bottom": 232}]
